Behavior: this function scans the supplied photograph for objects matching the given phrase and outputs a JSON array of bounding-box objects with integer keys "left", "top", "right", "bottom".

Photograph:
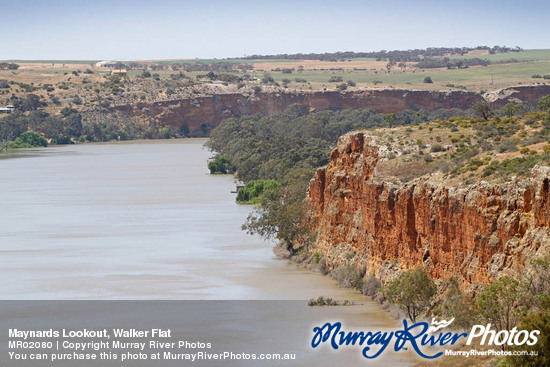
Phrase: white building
[
  {"left": 0, "top": 105, "right": 15, "bottom": 114},
  {"left": 95, "top": 60, "right": 117, "bottom": 67}
]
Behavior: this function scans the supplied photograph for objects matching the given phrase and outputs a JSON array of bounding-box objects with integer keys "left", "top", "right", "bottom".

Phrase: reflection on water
[{"left": 0, "top": 140, "right": 419, "bottom": 365}]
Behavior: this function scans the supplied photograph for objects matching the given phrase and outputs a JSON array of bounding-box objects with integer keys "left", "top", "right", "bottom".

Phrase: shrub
[
  {"left": 336, "top": 83, "right": 347, "bottom": 91},
  {"left": 308, "top": 296, "right": 354, "bottom": 306},
  {"left": 423, "top": 76, "right": 433, "bottom": 83},
  {"left": 332, "top": 264, "right": 364, "bottom": 290},
  {"left": 328, "top": 76, "right": 343, "bottom": 82},
  {"left": 362, "top": 275, "right": 381, "bottom": 297},
  {"left": 498, "top": 139, "right": 518, "bottom": 153},
  {"left": 308, "top": 296, "right": 338, "bottom": 306},
  {"left": 9, "top": 131, "right": 47, "bottom": 148},
  {"left": 431, "top": 144, "right": 444, "bottom": 152},
  {"left": 236, "top": 179, "right": 281, "bottom": 204},
  {"left": 312, "top": 251, "right": 321, "bottom": 264},
  {"left": 50, "top": 135, "right": 73, "bottom": 145}
]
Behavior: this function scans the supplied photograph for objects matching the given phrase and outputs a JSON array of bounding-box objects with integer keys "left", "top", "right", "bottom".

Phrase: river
[{"left": 0, "top": 140, "right": 419, "bottom": 366}]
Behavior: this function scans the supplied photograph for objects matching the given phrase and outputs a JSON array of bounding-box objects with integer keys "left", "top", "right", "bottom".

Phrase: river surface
[{"left": 0, "top": 140, "right": 420, "bottom": 365}]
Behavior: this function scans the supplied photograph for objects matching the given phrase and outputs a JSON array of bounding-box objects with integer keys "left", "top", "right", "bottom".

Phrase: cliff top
[{"left": 350, "top": 111, "right": 550, "bottom": 186}]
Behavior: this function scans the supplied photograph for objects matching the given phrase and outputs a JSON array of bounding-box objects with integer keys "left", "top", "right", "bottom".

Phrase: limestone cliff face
[
  {"left": 307, "top": 132, "right": 550, "bottom": 292},
  {"left": 112, "top": 85, "right": 550, "bottom": 137}
]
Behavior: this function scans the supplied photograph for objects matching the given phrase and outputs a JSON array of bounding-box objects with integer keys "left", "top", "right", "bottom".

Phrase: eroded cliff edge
[
  {"left": 113, "top": 85, "right": 550, "bottom": 137},
  {"left": 307, "top": 132, "right": 550, "bottom": 293}
]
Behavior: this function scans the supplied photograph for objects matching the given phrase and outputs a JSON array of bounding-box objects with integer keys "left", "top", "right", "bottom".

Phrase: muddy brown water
[{"left": 0, "top": 140, "right": 420, "bottom": 365}]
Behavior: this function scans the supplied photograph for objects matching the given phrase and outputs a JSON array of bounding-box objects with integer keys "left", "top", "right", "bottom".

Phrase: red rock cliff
[
  {"left": 112, "top": 85, "right": 550, "bottom": 137},
  {"left": 307, "top": 132, "right": 550, "bottom": 291},
  {"left": 114, "top": 89, "right": 482, "bottom": 136}
]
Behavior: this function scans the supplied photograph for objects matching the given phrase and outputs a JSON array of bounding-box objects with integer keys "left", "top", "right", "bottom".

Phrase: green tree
[
  {"left": 473, "top": 101, "right": 494, "bottom": 121},
  {"left": 506, "top": 256, "right": 550, "bottom": 365},
  {"left": 10, "top": 131, "right": 47, "bottom": 148},
  {"left": 113, "top": 62, "right": 127, "bottom": 70},
  {"left": 41, "top": 115, "right": 65, "bottom": 139},
  {"left": 476, "top": 276, "right": 524, "bottom": 333},
  {"left": 208, "top": 153, "right": 231, "bottom": 174},
  {"left": 508, "top": 311, "right": 550, "bottom": 367},
  {"left": 0, "top": 112, "right": 27, "bottom": 151},
  {"left": 261, "top": 73, "right": 274, "bottom": 84},
  {"left": 60, "top": 107, "right": 78, "bottom": 117},
  {"left": 242, "top": 169, "right": 313, "bottom": 256},
  {"left": 385, "top": 268, "right": 436, "bottom": 322},
  {"left": 502, "top": 103, "right": 525, "bottom": 117},
  {"left": 385, "top": 113, "right": 397, "bottom": 128},
  {"left": 538, "top": 94, "right": 550, "bottom": 112},
  {"left": 21, "top": 94, "right": 41, "bottom": 111},
  {"left": 386, "top": 60, "right": 396, "bottom": 73},
  {"left": 433, "top": 277, "right": 476, "bottom": 329},
  {"left": 523, "top": 256, "right": 550, "bottom": 310}
]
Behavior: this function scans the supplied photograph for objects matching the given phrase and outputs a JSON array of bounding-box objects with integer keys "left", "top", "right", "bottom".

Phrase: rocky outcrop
[
  {"left": 487, "top": 84, "right": 550, "bottom": 108},
  {"left": 307, "top": 132, "right": 550, "bottom": 292}
]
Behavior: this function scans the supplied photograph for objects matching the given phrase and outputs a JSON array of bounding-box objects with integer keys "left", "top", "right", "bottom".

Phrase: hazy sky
[{"left": 2, "top": 0, "right": 549, "bottom": 60}]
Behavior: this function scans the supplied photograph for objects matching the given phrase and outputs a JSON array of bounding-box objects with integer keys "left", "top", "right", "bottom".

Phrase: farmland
[{"left": 0, "top": 49, "right": 549, "bottom": 115}]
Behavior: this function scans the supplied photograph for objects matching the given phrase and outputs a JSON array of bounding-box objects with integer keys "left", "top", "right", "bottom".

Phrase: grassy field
[
  {"left": 246, "top": 60, "right": 550, "bottom": 89},
  {"left": 1, "top": 50, "right": 549, "bottom": 109}
]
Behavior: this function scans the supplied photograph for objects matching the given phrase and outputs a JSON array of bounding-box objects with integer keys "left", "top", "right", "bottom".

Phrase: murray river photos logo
[{"left": 311, "top": 318, "right": 540, "bottom": 359}]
